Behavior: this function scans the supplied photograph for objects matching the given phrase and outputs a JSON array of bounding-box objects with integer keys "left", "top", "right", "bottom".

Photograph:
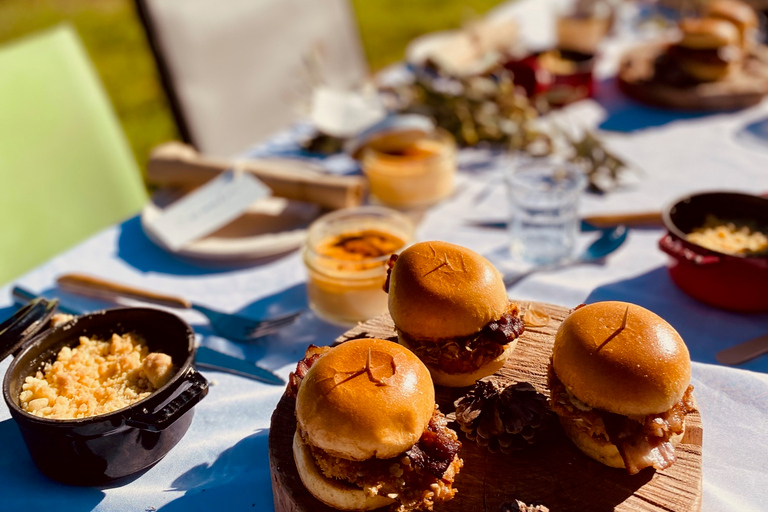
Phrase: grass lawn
[{"left": 0, "top": 0, "right": 505, "bottom": 172}]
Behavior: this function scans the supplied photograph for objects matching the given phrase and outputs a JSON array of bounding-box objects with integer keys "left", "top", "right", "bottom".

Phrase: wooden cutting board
[
  {"left": 269, "top": 301, "right": 703, "bottom": 512},
  {"left": 618, "top": 42, "right": 768, "bottom": 111}
]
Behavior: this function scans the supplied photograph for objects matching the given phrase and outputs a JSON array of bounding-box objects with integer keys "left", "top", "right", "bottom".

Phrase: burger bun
[
  {"left": 552, "top": 301, "right": 691, "bottom": 417},
  {"left": 677, "top": 57, "right": 739, "bottom": 81},
  {"left": 295, "top": 338, "right": 435, "bottom": 461},
  {"left": 388, "top": 241, "right": 510, "bottom": 340},
  {"left": 706, "top": 0, "right": 759, "bottom": 43},
  {"left": 679, "top": 18, "right": 740, "bottom": 49},
  {"left": 558, "top": 415, "right": 686, "bottom": 469},
  {"left": 293, "top": 432, "right": 395, "bottom": 511}
]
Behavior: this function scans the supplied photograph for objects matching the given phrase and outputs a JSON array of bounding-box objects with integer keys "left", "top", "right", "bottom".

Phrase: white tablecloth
[{"left": 3, "top": 1, "right": 768, "bottom": 510}]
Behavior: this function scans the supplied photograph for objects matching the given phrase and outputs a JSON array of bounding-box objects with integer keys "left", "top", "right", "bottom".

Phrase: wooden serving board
[
  {"left": 618, "top": 43, "right": 768, "bottom": 111},
  {"left": 269, "top": 301, "right": 703, "bottom": 512}
]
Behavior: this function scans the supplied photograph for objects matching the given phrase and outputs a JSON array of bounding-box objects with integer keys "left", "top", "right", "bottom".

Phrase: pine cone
[
  {"left": 500, "top": 500, "right": 550, "bottom": 512},
  {"left": 453, "top": 378, "right": 549, "bottom": 454}
]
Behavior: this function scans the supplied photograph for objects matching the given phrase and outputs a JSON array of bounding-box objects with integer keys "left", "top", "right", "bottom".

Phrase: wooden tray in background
[
  {"left": 618, "top": 43, "right": 768, "bottom": 111},
  {"left": 269, "top": 301, "right": 703, "bottom": 512}
]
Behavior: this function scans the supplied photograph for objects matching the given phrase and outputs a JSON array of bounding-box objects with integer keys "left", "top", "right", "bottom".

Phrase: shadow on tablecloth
[
  {"left": 116, "top": 216, "right": 294, "bottom": 276},
  {"left": 158, "top": 429, "right": 273, "bottom": 511},
  {"left": 0, "top": 418, "right": 105, "bottom": 510},
  {"left": 585, "top": 266, "right": 768, "bottom": 373},
  {"left": 593, "top": 77, "right": 721, "bottom": 133},
  {"left": 195, "top": 282, "right": 347, "bottom": 373}
]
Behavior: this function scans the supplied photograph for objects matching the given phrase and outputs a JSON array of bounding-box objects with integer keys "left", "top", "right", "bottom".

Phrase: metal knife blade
[
  {"left": 467, "top": 220, "right": 600, "bottom": 232},
  {"left": 195, "top": 346, "right": 285, "bottom": 385},
  {"left": 716, "top": 333, "right": 768, "bottom": 366}
]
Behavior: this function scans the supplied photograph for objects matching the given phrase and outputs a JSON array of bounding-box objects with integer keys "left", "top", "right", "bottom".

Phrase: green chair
[{"left": 0, "top": 24, "right": 148, "bottom": 285}]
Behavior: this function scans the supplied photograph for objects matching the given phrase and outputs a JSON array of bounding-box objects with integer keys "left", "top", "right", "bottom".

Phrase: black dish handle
[
  {"left": 125, "top": 367, "right": 209, "bottom": 432},
  {"left": 0, "top": 298, "right": 58, "bottom": 363}
]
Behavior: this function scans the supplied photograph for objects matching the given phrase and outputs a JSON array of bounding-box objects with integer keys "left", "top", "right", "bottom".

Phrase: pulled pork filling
[
  {"left": 299, "top": 409, "right": 462, "bottom": 512},
  {"left": 399, "top": 303, "right": 525, "bottom": 375},
  {"left": 548, "top": 364, "right": 695, "bottom": 475}
]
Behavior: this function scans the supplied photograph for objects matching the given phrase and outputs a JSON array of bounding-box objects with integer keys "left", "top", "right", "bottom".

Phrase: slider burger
[
  {"left": 667, "top": 18, "right": 743, "bottom": 82},
  {"left": 291, "top": 339, "right": 463, "bottom": 511},
  {"left": 548, "top": 301, "right": 696, "bottom": 475},
  {"left": 385, "top": 241, "right": 524, "bottom": 388},
  {"left": 705, "top": 0, "right": 759, "bottom": 48}
]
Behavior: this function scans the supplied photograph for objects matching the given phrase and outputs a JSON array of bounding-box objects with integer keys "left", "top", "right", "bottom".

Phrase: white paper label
[{"left": 148, "top": 170, "right": 271, "bottom": 251}]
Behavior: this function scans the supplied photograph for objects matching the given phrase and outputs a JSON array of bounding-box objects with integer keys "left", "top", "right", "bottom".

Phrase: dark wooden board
[
  {"left": 269, "top": 301, "right": 703, "bottom": 512},
  {"left": 618, "top": 43, "right": 768, "bottom": 111}
]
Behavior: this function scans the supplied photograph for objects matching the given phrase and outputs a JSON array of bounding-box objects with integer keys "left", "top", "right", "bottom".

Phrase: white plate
[{"left": 141, "top": 189, "right": 321, "bottom": 263}]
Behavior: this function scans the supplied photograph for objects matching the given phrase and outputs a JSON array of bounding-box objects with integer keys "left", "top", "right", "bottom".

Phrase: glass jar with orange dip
[
  {"left": 361, "top": 128, "right": 457, "bottom": 209},
  {"left": 302, "top": 206, "right": 414, "bottom": 326}
]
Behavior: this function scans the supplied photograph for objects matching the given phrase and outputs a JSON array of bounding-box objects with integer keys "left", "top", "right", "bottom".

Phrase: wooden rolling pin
[{"left": 147, "top": 142, "right": 365, "bottom": 210}]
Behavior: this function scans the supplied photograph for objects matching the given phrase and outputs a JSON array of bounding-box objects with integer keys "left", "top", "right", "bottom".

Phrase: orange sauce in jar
[
  {"left": 316, "top": 230, "right": 404, "bottom": 268},
  {"left": 361, "top": 129, "right": 456, "bottom": 209},
  {"left": 303, "top": 208, "right": 414, "bottom": 326}
]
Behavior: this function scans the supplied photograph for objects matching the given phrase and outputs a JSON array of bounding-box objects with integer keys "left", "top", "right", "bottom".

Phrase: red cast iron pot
[{"left": 659, "top": 191, "right": 768, "bottom": 313}]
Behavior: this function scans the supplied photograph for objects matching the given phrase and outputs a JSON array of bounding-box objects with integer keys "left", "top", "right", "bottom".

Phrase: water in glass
[{"left": 506, "top": 162, "right": 586, "bottom": 266}]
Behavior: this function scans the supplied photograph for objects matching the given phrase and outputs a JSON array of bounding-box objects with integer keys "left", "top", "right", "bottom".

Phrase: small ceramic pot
[{"left": 1, "top": 302, "right": 208, "bottom": 485}]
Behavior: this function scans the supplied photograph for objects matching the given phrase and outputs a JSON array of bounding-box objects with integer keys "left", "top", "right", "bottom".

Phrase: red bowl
[
  {"left": 659, "top": 192, "right": 768, "bottom": 313},
  {"left": 504, "top": 49, "right": 595, "bottom": 107}
]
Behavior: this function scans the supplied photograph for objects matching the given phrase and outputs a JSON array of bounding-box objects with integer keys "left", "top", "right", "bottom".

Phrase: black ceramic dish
[{"left": 1, "top": 303, "right": 208, "bottom": 485}]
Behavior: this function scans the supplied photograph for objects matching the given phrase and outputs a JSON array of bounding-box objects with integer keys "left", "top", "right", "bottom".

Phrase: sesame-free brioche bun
[
  {"left": 679, "top": 18, "right": 740, "bottom": 49},
  {"left": 552, "top": 301, "right": 691, "bottom": 417},
  {"left": 558, "top": 414, "right": 686, "bottom": 469},
  {"left": 295, "top": 338, "right": 435, "bottom": 461},
  {"left": 292, "top": 432, "right": 395, "bottom": 510},
  {"left": 388, "top": 241, "right": 509, "bottom": 340},
  {"left": 706, "top": 0, "right": 758, "bottom": 36},
  {"left": 399, "top": 336, "right": 517, "bottom": 388},
  {"left": 677, "top": 58, "right": 739, "bottom": 82}
]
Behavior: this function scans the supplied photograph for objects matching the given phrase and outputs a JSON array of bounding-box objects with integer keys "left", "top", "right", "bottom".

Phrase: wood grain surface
[
  {"left": 618, "top": 43, "right": 768, "bottom": 111},
  {"left": 269, "top": 301, "right": 703, "bottom": 512}
]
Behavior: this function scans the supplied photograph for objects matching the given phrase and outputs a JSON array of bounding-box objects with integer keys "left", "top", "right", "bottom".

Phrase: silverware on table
[
  {"left": 469, "top": 211, "right": 662, "bottom": 232},
  {"left": 56, "top": 273, "right": 301, "bottom": 341},
  {"left": 11, "top": 285, "right": 285, "bottom": 385},
  {"left": 716, "top": 333, "right": 768, "bottom": 366},
  {"left": 504, "top": 225, "right": 628, "bottom": 288},
  {"left": 194, "top": 347, "right": 284, "bottom": 385}
]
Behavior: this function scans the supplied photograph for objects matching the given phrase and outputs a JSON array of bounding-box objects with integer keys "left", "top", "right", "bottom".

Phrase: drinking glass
[{"left": 506, "top": 160, "right": 586, "bottom": 266}]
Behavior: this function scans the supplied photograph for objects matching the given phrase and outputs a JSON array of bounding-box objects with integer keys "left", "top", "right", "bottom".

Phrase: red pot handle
[{"left": 658, "top": 234, "right": 721, "bottom": 265}]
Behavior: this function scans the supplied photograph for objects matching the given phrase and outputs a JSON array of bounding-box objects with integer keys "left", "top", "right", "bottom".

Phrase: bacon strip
[
  {"left": 287, "top": 345, "right": 331, "bottom": 397},
  {"left": 405, "top": 410, "right": 462, "bottom": 478},
  {"left": 400, "top": 304, "right": 525, "bottom": 375},
  {"left": 548, "top": 365, "right": 695, "bottom": 475}
]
